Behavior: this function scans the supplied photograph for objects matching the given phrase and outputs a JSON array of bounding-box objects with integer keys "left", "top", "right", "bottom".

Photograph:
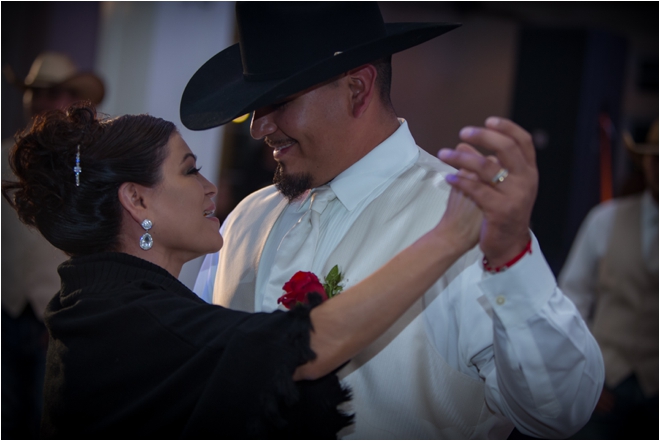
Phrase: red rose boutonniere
[{"left": 277, "top": 265, "right": 345, "bottom": 310}]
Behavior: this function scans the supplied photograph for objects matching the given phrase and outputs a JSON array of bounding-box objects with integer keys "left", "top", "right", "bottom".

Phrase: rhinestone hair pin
[{"left": 73, "top": 144, "right": 82, "bottom": 186}]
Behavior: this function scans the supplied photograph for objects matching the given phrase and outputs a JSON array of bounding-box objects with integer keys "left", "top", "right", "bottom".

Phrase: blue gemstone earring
[{"left": 139, "top": 219, "right": 153, "bottom": 250}]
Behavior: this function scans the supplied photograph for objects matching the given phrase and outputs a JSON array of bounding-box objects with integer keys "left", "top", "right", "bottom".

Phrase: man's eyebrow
[{"left": 180, "top": 153, "right": 197, "bottom": 164}]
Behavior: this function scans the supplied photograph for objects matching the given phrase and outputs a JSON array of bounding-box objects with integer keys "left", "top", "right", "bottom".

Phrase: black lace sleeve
[{"left": 182, "top": 303, "right": 352, "bottom": 439}]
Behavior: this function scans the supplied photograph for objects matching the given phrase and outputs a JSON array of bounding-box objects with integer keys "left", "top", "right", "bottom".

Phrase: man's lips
[
  {"left": 266, "top": 138, "right": 296, "bottom": 152},
  {"left": 268, "top": 139, "right": 297, "bottom": 159}
]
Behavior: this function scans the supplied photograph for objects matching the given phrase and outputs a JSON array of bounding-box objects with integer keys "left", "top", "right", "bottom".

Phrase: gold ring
[{"left": 491, "top": 168, "right": 509, "bottom": 185}]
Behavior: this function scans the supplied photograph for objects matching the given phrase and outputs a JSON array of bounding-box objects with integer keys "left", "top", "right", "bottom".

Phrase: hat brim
[
  {"left": 7, "top": 70, "right": 105, "bottom": 105},
  {"left": 58, "top": 73, "right": 105, "bottom": 105},
  {"left": 181, "top": 22, "right": 460, "bottom": 130}
]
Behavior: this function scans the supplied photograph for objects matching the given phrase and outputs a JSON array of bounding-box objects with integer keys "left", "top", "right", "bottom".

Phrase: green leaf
[
  {"left": 323, "top": 265, "right": 344, "bottom": 298},
  {"left": 327, "top": 265, "right": 340, "bottom": 284}
]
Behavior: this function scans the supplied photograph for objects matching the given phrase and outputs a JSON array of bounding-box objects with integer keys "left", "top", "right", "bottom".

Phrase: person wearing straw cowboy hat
[
  {"left": 184, "top": 3, "right": 603, "bottom": 439},
  {"left": 2, "top": 51, "right": 104, "bottom": 439},
  {"left": 4, "top": 51, "right": 105, "bottom": 121},
  {"left": 560, "top": 120, "right": 658, "bottom": 440}
]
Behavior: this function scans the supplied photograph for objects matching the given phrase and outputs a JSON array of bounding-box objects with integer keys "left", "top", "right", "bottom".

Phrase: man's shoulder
[
  {"left": 589, "top": 194, "right": 642, "bottom": 221},
  {"left": 412, "top": 147, "right": 457, "bottom": 176},
  {"left": 221, "top": 184, "right": 287, "bottom": 237},
  {"left": 577, "top": 195, "right": 643, "bottom": 236},
  {"left": 359, "top": 147, "right": 456, "bottom": 224},
  {"left": 391, "top": 147, "right": 456, "bottom": 194},
  {"left": 232, "top": 185, "right": 284, "bottom": 215}
]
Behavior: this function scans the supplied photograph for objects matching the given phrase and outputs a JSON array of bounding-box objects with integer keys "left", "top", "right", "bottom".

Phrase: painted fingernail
[
  {"left": 486, "top": 117, "right": 500, "bottom": 127},
  {"left": 460, "top": 127, "right": 475, "bottom": 138},
  {"left": 438, "top": 148, "right": 453, "bottom": 160},
  {"left": 446, "top": 174, "right": 458, "bottom": 183}
]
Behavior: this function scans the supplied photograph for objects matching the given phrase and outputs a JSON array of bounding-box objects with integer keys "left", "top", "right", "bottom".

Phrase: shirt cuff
[{"left": 477, "top": 234, "right": 557, "bottom": 326}]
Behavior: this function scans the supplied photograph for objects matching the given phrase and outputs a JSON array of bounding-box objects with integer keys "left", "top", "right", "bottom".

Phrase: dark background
[{"left": 2, "top": 1, "right": 658, "bottom": 276}]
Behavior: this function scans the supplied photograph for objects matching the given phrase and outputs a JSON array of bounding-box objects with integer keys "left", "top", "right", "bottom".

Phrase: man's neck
[
  {"left": 371, "top": 114, "right": 401, "bottom": 149},
  {"left": 349, "top": 112, "right": 400, "bottom": 163}
]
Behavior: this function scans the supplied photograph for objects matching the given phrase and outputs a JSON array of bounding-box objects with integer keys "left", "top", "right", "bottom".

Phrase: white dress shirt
[
  {"left": 195, "top": 120, "right": 604, "bottom": 439},
  {"left": 559, "top": 191, "right": 658, "bottom": 396},
  {"left": 559, "top": 191, "right": 659, "bottom": 319}
]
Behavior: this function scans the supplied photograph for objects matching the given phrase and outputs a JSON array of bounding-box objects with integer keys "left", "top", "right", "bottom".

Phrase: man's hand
[{"left": 438, "top": 117, "right": 538, "bottom": 267}]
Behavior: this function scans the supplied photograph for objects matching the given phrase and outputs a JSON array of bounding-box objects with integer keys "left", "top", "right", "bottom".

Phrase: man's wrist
[{"left": 483, "top": 238, "right": 532, "bottom": 274}]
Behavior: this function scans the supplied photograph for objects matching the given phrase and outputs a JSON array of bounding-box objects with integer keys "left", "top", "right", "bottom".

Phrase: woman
[{"left": 2, "top": 103, "right": 482, "bottom": 438}]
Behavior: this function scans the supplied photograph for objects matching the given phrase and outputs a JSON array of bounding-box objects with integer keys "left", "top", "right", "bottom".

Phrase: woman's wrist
[{"left": 431, "top": 223, "right": 478, "bottom": 258}]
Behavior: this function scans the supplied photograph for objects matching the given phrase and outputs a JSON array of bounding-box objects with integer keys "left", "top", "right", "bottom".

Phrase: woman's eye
[{"left": 187, "top": 166, "right": 202, "bottom": 175}]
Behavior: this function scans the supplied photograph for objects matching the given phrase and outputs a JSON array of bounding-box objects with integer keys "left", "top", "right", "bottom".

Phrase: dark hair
[
  {"left": 2, "top": 102, "right": 175, "bottom": 256},
  {"left": 372, "top": 56, "right": 393, "bottom": 108}
]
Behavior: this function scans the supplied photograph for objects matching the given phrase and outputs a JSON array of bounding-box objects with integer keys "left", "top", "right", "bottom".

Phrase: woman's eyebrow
[{"left": 180, "top": 153, "right": 197, "bottom": 164}]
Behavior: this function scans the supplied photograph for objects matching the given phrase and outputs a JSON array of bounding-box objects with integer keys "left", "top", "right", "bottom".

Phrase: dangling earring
[{"left": 139, "top": 219, "right": 153, "bottom": 250}]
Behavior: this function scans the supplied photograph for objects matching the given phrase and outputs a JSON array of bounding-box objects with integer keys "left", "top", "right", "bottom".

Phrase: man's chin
[{"left": 273, "top": 164, "right": 312, "bottom": 201}]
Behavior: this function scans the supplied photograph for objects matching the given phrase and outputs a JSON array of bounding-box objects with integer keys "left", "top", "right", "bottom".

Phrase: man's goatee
[{"left": 273, "top": 163, "right": 313, "bottom": 201}]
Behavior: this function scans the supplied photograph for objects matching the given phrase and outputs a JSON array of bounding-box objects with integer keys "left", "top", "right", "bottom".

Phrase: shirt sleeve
[{"left": 473, "top": 234, "right": 605, "bottom": 439}]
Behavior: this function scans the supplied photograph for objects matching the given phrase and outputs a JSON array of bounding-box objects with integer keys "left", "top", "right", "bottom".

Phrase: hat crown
[
  {"left": 181, "top": 2, "right": 460, "bottom": 130},
  {"left": 237, "top": 2, "right": 387, "bottom": 81},
  {"left": 25, "top": 52, "right": 78, "bottom": 87}
]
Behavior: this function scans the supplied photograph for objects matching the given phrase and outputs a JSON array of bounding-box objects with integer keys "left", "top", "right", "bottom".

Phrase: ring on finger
[{"left": 490, "top": 168, "right": 509, "bottom": 185}]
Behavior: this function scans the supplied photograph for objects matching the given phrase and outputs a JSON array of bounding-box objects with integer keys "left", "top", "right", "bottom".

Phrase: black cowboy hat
[{"left": 180, "top": 2, "right": 460, "bottom": 130}]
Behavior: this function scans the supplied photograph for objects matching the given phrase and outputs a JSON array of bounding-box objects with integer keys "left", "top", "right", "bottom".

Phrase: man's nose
[{"left": 250, "top": 108, "right": 277, "bottom": 139}]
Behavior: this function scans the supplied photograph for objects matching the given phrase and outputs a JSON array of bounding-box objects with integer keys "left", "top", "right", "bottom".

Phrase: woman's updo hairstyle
[{"left": 2, "top": 102, "right": 175, "bottom": 256}]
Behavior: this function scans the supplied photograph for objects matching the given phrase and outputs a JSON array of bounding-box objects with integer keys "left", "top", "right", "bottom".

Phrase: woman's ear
[{"left": 118, "top": 182, "right": 149, "bottom": 224}]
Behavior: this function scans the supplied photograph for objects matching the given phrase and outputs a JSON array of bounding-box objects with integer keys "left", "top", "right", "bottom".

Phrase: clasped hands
[{"left": 438, "top": 117, "right": 538, "bottom": 268}]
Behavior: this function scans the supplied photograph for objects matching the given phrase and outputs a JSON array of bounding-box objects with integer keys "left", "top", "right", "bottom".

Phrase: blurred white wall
[{"left": 96, "top": 2, "right": 235, "bottom": 288}]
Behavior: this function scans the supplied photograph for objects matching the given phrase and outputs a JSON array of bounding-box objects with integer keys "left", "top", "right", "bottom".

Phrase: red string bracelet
[{"left": 482, "top": 239, "right": 532, "bottom": 274}]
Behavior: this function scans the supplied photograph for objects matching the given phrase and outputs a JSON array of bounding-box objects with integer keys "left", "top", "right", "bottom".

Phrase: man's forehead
[{"left": 258, "top": 73, "right": 347, "bottom": 112}]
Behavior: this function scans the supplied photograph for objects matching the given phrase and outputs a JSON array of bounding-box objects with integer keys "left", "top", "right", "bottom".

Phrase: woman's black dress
[{"left": 41, "top": 252, "right": 351, "bottom": 439}]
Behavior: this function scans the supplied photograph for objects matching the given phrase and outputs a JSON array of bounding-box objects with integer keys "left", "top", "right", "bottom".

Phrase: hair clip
[{"left": 73, "top": 144, "right": 82, "bottom": 186}]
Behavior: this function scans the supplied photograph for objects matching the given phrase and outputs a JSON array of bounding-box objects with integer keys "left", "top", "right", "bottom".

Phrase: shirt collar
[{"left": 326, "top": 119, "right": 419, "bottom": 211}]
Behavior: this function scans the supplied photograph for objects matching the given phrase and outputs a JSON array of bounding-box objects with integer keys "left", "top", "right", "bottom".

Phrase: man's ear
[
  {"left": 346, "top": 64, "right": 378, "bottom": 118},
  {"left": 118, "top": 182, "right": 149, "bottom": 224}
]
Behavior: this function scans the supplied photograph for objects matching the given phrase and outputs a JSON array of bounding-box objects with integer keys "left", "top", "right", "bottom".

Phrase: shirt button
[{"left": 496, "top": 296, "right": 506, "bottom": 305}]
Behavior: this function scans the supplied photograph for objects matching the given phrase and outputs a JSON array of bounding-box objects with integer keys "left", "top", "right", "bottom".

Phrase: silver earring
[{"left": 139, "top": 219, "right": 153, "bottom": 250}]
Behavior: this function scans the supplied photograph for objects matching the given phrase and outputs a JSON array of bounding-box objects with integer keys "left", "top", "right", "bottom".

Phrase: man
[
  {"left": 2, "top": 51, "right": 105, "bottom": 439},
  {"left": 182, "top": 3, "right": 603, "bottom": 439},
  {"left": 559, "top": 121, "right": 658, "bottom": 439},
  {"left": 4, "top": 51, "right": 105, "bottom": 122}
]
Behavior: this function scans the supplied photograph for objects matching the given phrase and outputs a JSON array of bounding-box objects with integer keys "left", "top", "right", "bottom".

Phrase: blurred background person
[
  {"left": 2, "top": 51, "right": 105, "bottom": 439},
  {"left": 559, "top": 120, "right": 658, "bottom": 440},
  {"left": 4, "top": 52, "right": 105, "bottom": 121}
]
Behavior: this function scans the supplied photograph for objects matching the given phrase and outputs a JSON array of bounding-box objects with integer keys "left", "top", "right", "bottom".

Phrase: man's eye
[{"left": 273, "top": 100, "right": 290, "bottom": 110}]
